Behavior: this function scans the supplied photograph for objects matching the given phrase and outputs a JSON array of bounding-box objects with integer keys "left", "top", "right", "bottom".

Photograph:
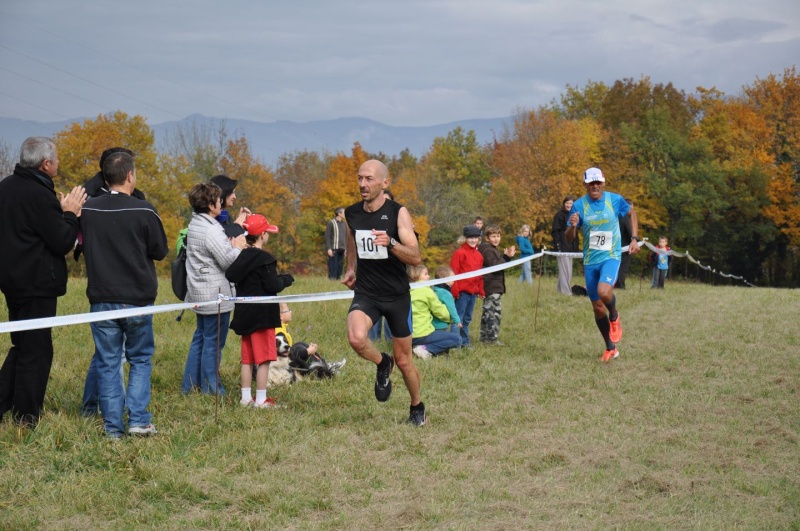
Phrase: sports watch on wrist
[{"left": 388, "top": 237, "right": 397, "bottom": 249}]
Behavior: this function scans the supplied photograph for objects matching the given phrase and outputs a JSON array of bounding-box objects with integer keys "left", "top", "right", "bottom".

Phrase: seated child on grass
[
  {"left": 432, "top": 265, "right": 462, "bottom": 334},
  {"left": 408, "top": 264, "right": 462, "bottom": 359}
]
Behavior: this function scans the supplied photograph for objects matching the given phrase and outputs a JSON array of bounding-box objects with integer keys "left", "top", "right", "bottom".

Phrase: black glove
[{"left": 279, "top": 273, "right": 294, "bottom": 287}]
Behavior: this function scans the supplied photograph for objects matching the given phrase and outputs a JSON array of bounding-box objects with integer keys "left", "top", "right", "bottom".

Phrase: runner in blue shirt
[{"left": 565, "top": 168, "right": 641, "bottom": 362}]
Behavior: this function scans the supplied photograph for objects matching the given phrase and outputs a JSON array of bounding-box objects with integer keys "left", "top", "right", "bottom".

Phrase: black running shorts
[{"left": 349, "top": 292, "right": 412, "bottom": 338}]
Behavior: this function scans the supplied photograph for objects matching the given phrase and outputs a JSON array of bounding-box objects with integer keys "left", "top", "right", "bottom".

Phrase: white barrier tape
[
  {"left": 2, "top": 257, "right": 538, "bottom": 333},
  {"left": 227, "top": 252, "right": 547, "bottom": 303},
  {"left": 542, "top": 245, "right": 636, "bottom": 259},
  {"left": 0, "top": 300, "right": 218, "bottom": 334},
  {"left": 0, "top": 241, "right": 752, "bottom": 334}
]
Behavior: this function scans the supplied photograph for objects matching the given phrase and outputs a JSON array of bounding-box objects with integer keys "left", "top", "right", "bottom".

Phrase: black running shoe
[
  {"left": 407, "top": 404, "right": 427, "bottom": 427},
  {"left": 374, "top": 353, "right": 393, "bottom": 402}
]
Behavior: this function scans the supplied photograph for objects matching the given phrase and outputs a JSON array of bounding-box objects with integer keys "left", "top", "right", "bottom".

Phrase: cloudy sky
[{"left": 1, "top": 0, "right": 798, "bottom": 127}]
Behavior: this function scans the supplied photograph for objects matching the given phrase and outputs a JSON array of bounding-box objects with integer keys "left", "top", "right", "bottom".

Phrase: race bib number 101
[{"left": 356, "top": 230, "right": 388, "bottom": 260}]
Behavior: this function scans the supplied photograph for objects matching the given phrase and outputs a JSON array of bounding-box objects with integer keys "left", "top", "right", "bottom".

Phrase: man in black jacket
[
  {"left": 0, "top": 137, "right": 86, "bottom": 427},
  {"left": 84, "top": 147, "right": 146, "bottom": 200},
  {"left": 81, "top": 152, "right": 168, "bottom": 438}
]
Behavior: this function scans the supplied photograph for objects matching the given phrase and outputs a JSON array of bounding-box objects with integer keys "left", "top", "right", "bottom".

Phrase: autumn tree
[
  {"left": 160, "top": 118, "right": 229, "bottom": 180},
  {"left": 407, "top": 128, "right": 490, "bottom": 255},
  {"left": 218, "top": 137, "right": 295, "bottom": 263},
  {"left": 744, "top": 66, "right": 800, "bottom": 285},
  {"left": 554, "top": 80, "right": 609, "bottom": 121},
  {"left": 489, "top": 108, "right": 600, "bottom": 248},
  {"left": 52, "top": 112, "right": 192, "bottom": 272},
  {"left": 293, "top": 143, "right": 367, "bottom": 268},
  {"left": 53, "top": 111, "right": 160, "bottom": 191},
  {"left": 274, "top": 149, "right": 330, "bottom": 207}
]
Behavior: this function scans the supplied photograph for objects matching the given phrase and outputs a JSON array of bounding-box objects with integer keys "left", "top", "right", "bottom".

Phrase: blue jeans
[
  {"left": 89, "top": 303, "right": 154, "bottom": 437},
  {"left": 81, "top": 350, "right": 125, "bottom": 416},
  {"left": 454, "top": 293, "right": 477, "bottom": 347},
  {"left": 182, "top": 312, "right": 230, "bottom": 395},
  {"left": 518, "top": 260, "right": 533, "bottom": 284},
  {"left": 412, "top": 330, "right": 461, "bottom": 354},
  {"left": 368, "top": 316, "right": 393, "bottom": 342}
]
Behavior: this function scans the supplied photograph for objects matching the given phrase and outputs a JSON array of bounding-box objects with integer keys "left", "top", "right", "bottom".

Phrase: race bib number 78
[
  {"left": 589, "top": 230, "right": 612, "bottom": 251},
  {"left": 356, "top": 230, "right": 388, "bottom": 260}
]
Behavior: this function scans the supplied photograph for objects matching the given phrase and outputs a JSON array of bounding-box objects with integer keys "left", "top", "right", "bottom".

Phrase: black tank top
[{"left": 344, "top": 200, "right": 409, "bottom": 299}]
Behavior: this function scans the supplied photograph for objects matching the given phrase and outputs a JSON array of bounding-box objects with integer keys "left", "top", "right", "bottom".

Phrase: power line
[
  {"left": 0, "top": 89, "right": 72, "bottom": 119},
  {"left": 0, "top": 65, "right": 117, "bottom": 116},
  {"left": 0, "top": 44, "right": 184, "bottom": 120},
  {"left": 0, "top": 10, "right": 277, "bottom": 124}
]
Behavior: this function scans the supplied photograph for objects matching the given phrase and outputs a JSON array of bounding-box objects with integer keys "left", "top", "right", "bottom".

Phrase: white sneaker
[
  {"left": 254, "top": 397, "right": 280, "bottom": 409},
  {"left": 128, "top": 424, "right": 158, "bottom": 436},
  {"left": 240, "top": 399, "right": 255, "bottom": 407},
  {"left": 413, "top": 345, "right": 432, "bottom": 359}
]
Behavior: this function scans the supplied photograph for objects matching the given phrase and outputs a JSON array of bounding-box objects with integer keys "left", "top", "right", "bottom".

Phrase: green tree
[
  {"left": 489, "top": 108, "right": 599, "bottom": 248},
  {"left": 410, "top": 128, "right": 490, "bottom": 250}
]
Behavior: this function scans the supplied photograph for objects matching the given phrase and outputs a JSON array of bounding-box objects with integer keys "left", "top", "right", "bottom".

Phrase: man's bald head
[{"left": 359, "top": 159, "right": 389, "bottom": 180}]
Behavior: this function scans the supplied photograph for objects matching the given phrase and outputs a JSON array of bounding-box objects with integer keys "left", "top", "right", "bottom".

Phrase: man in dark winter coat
[
  {"left": 80, "top": 152, "right": 168, "bottom": 438},
  {"left": 0, "top": 137, "right": 86, "bottom": 427}
]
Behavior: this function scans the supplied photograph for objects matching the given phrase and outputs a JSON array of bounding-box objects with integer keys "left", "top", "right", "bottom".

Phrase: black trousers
[
  {"left": 327, "top": 249, "right": 345, "bottom": 279},
  {"left": 0, "top": 296, "right": 57, "bottom": 426},
  {"left": 616, "top": 252, "right": 632, "bottom": 289}
]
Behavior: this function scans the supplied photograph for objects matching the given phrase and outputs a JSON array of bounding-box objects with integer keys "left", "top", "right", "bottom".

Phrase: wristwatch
[
  {"left": 388, "top": 237, "right": 397, "bottom": 249},
  {"left": 631, "top": 236, "right": 640, "bottom": 242}
]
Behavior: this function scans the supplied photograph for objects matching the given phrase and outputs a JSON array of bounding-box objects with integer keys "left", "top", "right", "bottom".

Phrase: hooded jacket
[
  {"left": 225, "top": 247, "right": 293, "bottom": 336},
  {"left": 0, "top": 164, "right": 80, "bottom": 299}
]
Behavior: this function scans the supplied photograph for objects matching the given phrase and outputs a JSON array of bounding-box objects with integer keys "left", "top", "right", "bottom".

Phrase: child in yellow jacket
[{"left": 408, "top": 264, "right": 462, "bottom": 359}]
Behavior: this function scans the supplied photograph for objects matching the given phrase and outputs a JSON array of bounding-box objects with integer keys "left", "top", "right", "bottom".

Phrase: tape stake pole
[
  {"left": 533, "top": 251, "right": 545, "bottom": 334},
  {"left": 215, "top": 289, "right": 221, "bottom": 424}
]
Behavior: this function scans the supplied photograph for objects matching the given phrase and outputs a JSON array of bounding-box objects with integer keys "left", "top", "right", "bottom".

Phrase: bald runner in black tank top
[{"left": 344, "top": 199, "right": 408, "bottom": 299}]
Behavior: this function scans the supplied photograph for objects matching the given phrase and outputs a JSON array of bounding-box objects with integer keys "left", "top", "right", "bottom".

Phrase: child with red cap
[{"left": 225, "top": 214, "right": 294, "bottom": 408}]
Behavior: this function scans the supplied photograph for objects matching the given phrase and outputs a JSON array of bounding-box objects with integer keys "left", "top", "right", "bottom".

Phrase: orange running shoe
[
  {"left": 609, "top": 313, "right": 622, "bottom": 343},
  {"left": 601, "top": 348, "right": 619, "bottom": 362}
]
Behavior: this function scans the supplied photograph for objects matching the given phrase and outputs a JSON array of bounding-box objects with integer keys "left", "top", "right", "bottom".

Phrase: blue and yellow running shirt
[{"left": 569, "top": 192, "right": 631, "bottom": 266}]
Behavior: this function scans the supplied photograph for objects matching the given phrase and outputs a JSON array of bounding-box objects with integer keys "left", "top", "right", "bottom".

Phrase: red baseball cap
[{"left": 243, "top": 214, "right": 279, "bottom": 236}]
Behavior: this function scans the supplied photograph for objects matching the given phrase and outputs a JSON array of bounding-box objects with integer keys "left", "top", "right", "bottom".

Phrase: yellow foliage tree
[
  {"left": 53, "top": 111, "right": 185, "bottom": 273},
  {"left": 217, "top": 137, "right": 296, "bottom": 264},
  {"left": 295, "top": 144, "right": 367, "bottom": 268},
  {"left": 744, "top": 67, "right": 800, "bottom": 248},
  {"left": 490, "top": 108, "right": 600, "bottom": 248},
  {"left": 53, "top": 111, "right": 158, "bottom": 192}
]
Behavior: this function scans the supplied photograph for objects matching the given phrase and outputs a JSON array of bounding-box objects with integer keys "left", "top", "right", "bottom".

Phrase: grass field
[{"left": 0, "top": 274, "right": 798, "bottom": 529}]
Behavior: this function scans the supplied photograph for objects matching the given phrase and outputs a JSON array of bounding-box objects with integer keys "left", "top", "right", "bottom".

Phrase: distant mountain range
[{"left": 0, "top": 114, "right": 511, "bottom": 166}]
